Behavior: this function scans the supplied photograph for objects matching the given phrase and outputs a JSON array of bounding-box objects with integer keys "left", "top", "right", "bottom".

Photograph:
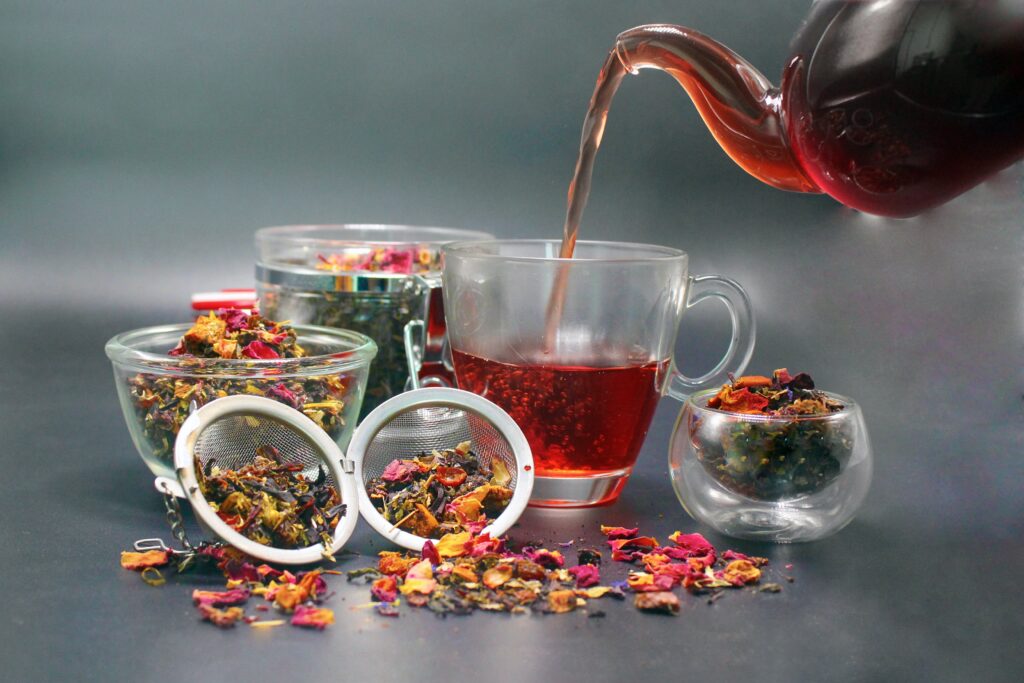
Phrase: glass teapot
[{"left": 613, "top": 0, "right": 1024, "bottom": 217}]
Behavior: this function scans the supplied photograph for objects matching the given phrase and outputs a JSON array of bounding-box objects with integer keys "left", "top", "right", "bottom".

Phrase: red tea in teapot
[{"left": 562, "top": 0, "right": 1024, "bottom": 236}]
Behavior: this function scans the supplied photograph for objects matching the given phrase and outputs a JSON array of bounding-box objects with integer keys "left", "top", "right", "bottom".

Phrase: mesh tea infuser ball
[{"left": 140, "top": 388, "right": 533, "bottom": 565}]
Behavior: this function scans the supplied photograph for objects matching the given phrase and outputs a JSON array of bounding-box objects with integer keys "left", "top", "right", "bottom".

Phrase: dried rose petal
[
  {"left": 436, "top": 531, "right": 472, "bottom": 559},
  {"left": 370, "top": 575, "right": 399, "bottom": 603},
  {"left": 714, "top": 387, "right": 770, "bottom": 414},
  {"left": 667, "top": 532, "right": 715, "bottom": 556},
  {"left": 378, "top": 552, "right": 418, "bottom": 577},
  {"left": 722, "top": 549, "right": 769, "bottom": 567},
  {"left": 634, "top": 591, "right": 680, "bottom": 615},
  {"left": 482, "top": 564, "right": 514, "bottom": 589},
  {"left": 380, "top": 459, "right": 420, "bottom": 483},
  {"left": 421, "top": 540, "right": 441, "bottom": 566},
  {"left": 568, "top": 564, "right": 600, "bottom": 588},
  {"left": 720, "top": 559, "right": 761, "bottom": 586},
  {"left": 271, "top": 583, "right": 308, "bottom": 612},
  {"left": 291, "top": 605, "right": 334, "bottom": 630},
  {"left": 198, "top": 604, "right": 245, "bottom": 628},
  {"left": 599, "top": 525, "right": 640, "bottom": 540},
  {"left": 608, "top": 536, "right": 658, "bottom": 562},
  {"left": 547, "top": 590, "right": 578, "bottom": 614},
  {"left": 465, "top": 533, "right": 504, "bottom": 557},
  {"left": 241, "top": 340, "right": 280, "bottom": 359},
  {"left": 120, "top": 549, "right": 171, "bottom": 570},
  {"left": 523, "top": 548, "right": 565, "bottom": 569},
  {"left": 192, "top": 587, "right": 250, "bottom": 607},
  {"left": 266, "top": 382, "right": 300, "bottom": 409},
  {"left": 734, "top": 375, "right": 772, "bottom": 389}
]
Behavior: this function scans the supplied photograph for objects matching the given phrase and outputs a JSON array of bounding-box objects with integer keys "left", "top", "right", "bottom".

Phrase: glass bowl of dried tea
[
  {"left": 668, "top": 369, "right": 872, "bottom": 543},
  {"left": 106, "top": 309, "right": 377, "bottom": 481}
]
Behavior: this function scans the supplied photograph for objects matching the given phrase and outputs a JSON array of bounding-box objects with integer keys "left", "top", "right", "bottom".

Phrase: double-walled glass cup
[
  {"left": 669, "top": 389, "right": 873, "bottom": 542},
  {"left": 443, "top": 239, "right": 755, "bottom": 507}
]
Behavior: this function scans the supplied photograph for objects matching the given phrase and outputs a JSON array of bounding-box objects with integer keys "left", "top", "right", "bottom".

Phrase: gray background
[{"left": 1, "top": 1, "right": 1021, "bottom": 682}]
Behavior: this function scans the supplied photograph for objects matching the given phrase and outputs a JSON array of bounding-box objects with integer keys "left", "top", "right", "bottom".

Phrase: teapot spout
[{"left": 615, "top": 25, "right": 819, "bottom": 193}]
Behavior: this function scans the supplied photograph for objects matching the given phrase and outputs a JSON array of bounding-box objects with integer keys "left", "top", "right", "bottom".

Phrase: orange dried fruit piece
[{"left": 548, "top": 589, "right": 578, "bottom": 614}]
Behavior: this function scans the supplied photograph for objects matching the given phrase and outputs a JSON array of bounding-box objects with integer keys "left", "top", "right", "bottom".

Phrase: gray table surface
[{"left": 2, "top": 2, "right": 1023, "bottom": 682}]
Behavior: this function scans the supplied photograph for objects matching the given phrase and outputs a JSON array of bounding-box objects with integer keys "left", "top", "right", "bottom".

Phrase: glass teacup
[{"left": 442, "top": 239, "right": 755, "bottom": 507}]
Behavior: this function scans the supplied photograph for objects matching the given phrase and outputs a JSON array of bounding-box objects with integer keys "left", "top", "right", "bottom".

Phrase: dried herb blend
[
  {"left": 126, "top": 309, "right": 353, "bottom": 465},
  {"left": 348, "top": 524, "right": 778, "bottom": 618},
  {"left": 366, "top": 441, "right": 513, "bottom": 539},
  {"left": 694, "top": 368, "right": 854, "bottom": 500},
  {"left": 195, "top": 445, "right": 346, "bottom": 552},
  {"left": 120, "top": 522, "right": 784, "bottom": 629}
]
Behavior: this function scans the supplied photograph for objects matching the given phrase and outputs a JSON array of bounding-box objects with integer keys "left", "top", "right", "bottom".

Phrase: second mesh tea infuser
[{"left": 139, "top": 387, "right": 534, "bottom": 566}]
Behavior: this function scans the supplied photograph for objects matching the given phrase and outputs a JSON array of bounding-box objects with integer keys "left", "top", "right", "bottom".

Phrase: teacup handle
[{"left": 666, "top": 274, "right": 755, "bottom": 400}]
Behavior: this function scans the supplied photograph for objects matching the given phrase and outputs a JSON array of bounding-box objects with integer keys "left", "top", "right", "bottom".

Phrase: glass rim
[
  {"left": 442, "top": 238, "right": 687, "bottom": 264},
  {"left": 686, "top": 387, "right": 858, "bottom": 422},
  {"left": 105, "top": 322, "right": 378, "bottom": 373},
  {"left": 255, "top": 224, "right": 494, "bottom": 248}
]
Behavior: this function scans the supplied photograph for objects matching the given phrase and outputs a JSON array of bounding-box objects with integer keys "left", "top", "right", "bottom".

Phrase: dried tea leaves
[
  {"left": 366, "top": 441, "right": 513, "bottom": 539},
  {"left": 698, "top": 368, "right": 854, "bottom": 500},
  {"left": 195, "top": 445, "right": 345, "bottom": 553},
  {"left": 348, "top": 524, "right": 781, "bottom": 619},
  {"left": 127, "top": 309, "right": 352, "bottom": 464}
]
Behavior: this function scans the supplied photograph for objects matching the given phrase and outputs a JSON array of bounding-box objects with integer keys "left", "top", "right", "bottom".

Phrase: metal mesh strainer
[
  {"left": 173, "top": 395, "right": 360, "bottom": 566},
  {"left": 352, "top": 387, "right": 533, "bottom": 551},
  {"left": 162, "top": 388, "right": 533, "bottom": 564}
]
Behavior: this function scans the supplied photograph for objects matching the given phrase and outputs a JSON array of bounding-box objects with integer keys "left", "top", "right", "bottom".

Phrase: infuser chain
[{"left": 157, "top": 480, "right": 199, "bottom": 572}]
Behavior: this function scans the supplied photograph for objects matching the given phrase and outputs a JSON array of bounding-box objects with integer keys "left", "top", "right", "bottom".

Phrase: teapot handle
[{"left": 666, "top": 275, "right": 755, "bottom": 400}]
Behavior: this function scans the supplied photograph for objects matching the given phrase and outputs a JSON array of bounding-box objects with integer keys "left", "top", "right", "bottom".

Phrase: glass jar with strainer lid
[{"left": 255, "top": 225, "right": 493, "bottom": 419}]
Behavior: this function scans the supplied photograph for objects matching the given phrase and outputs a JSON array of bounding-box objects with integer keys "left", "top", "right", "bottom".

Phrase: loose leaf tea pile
[
  {"left": 167, "top": 309, "right": 305, "bottom": 360},
  {"left": 349, "top": 524, "right": 781, "bottom": 618},
  {"left": 127, "top": 309, "right": 351, "bottom": 464},
  {"left": 695, "top": 368, "right": 853, "bottom": 500},
  {"left": 366, "top": 441, "right": 513, "bottom": 539},
  {"left": 196, "top": 445, "right": 345, "bottom": 554}
]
